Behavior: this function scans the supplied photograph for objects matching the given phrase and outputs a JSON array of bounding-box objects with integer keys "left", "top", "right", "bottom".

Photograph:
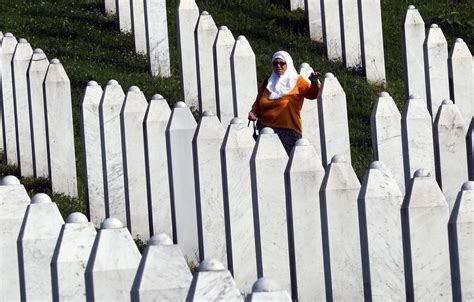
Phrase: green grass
[{"left": 0, "top": 0, "right": 471, "bottom": 219}]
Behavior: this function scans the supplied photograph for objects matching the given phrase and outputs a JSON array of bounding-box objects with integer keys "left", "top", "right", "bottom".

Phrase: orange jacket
[{"left": 251, "top": 75, "right": 320, "bottom": 135}]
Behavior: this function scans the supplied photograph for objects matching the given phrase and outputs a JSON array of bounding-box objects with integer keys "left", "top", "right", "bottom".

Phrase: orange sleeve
[
  {"left": 298, "top": 76, "right": 320, "bottom": 100},
  {"left": 251, "top": 78, "right": 268, "bottom": 116}
]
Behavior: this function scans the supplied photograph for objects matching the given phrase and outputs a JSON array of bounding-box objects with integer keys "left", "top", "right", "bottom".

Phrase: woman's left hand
[{"left": 308, "top": 71, "right": 321, "bottom": 86}]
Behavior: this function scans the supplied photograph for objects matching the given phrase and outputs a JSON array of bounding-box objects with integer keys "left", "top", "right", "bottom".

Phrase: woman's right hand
[{"left": 248, "top": 111, "right": 257, "bottom": 121}]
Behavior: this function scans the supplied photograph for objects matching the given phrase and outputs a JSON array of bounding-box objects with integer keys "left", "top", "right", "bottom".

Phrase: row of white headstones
[
  {"left": 0, "top": 176, "right": 292, "bottom": 301},
  {"left": 0, "top": 32, "right": 77, "bottom": 196},
  {"left": 79, "top": 74, "right": 472, "bottom": 301}
]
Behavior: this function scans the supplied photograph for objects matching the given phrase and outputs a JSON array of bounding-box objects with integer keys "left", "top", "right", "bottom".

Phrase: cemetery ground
[{"left": 0, "top": 0, "right": 472, "bottom": 234}]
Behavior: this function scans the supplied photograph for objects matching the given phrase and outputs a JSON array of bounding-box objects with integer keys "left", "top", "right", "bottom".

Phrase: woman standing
[{"left": 248, "top": 50, "right": 321, "bottom": 155}]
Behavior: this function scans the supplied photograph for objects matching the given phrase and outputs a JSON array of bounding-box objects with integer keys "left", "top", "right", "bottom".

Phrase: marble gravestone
[
  {"left": 358, "top": 161, "right": 404, "bottom": 300},
  {"left": 299, "top": 63, "right": 322, "bottom": 159},
  {"left": 339, "top": 0, "right": 362, "bottom": 68},
  {"left": 195, "top": 11, "right": 218, "bottom": 114},
  {"left": 51, "top": 212, "right": 96, "bottom": 302},
  {"left": 284, "top": 139, "right": 326, "bottom": 301},
  {"left": 401, "top": 169, "right": 451, "bottom": 301},
  {"left": 144, "top": 0, "right": 171, "bottom": 77},
  {"left": 131, "top": 0, "right": 147, "bottom": 54},
  {"left": 27, "top": 48, "right": 49, "bottom": 178},
  {"left": 99, "top": 80, "right": 126, "bottom": 226},
  {"left": 448, "top": 38, "right": 473, "bottom": 131},
  {"left": 434, "top": 100, "right": 468, "bottom": 209},
  {"left": 143, "top": 95, "right": 172, "bottom": 237},
  {"left": 117, "top": 0, "right": 132, "bottom": 33},
  {"left": 166, "top": 101, "right": 199, "bottom": 262},
  {"left": 1, "top": 33, "right": 18, "bottom": 165},
  {"left": 250, "top": 128, "right": 291, "bottom": 293},
  {"left": 214, "top": 26, "right": 236, "bottom": 126},
  {"left": 359, "top": 0, "right": 386, "bottom": 84},
  {"left": 370, "top": 91, "right": 405, "bottom": 192},
  {"left": 320, "top": 155, "right": 363, "bottom": 300},
  {"left": 176, "top": 0, "right": 200, "bottom": 109},
  {"left": 231, "top": 35, "right": 258, "bottom": 121},
  {"left": 401, "top": 94, "right": 436, "bottom": 186},
  {"left": 0, "top": 178, "right": 30, "bottom": 301},
  {"left": 245, "top": 278, "right": 292, "bottom": 302},
  {"left": 12, "top": 38, "right": 34, "bottom": 176},
  {"left": 186, "top": 259, "right": 242, "bottom": 301},
  {"left": 424, "top": 24, "right": 449, "bottom": 120},
  {"left": 318, "top": 73, "right": 351, "bottom": 167},
  {"left": 193, "top": 111, "right": 226, "bottom": 264},
  {"left": 401, "top": 5, "right": 427, "bottom": 102},
  {"left": 131, "top": 234, "right": 193, "bottom": 301},
  {"left": 17, "top": 193, "right": 64, "bottom": 301},
  {"left": 121, "top": 86, "right": 149, "bottom": 239},
  {"left": 80, "top": 81, "right": 105, "bottom": 227},
  {"left": 321, "top": 0, "right": 342, "bottom": 62},
  {"left": 448, "top": 181, "right": 474, "bottom": 301},
  {"left": 220, "top": 118, "right": 257, "bottom": 292},
  {"left": 304, "top": 0, "right": 323, "bottom": 43},
  {"left": 43, "top": 59, "right": 78, "bottom": 196},
  {"left": 85, "top": 218, "right": 142, "bottom": 301}
]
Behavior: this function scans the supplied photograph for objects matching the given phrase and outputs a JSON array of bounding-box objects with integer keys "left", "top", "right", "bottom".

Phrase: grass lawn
[{"left": 0, "top": 0, "right": 471, "bottom": 219}]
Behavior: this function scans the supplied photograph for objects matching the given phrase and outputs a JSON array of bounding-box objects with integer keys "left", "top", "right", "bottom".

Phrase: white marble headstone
[
  {"left": 221, "top": 118, "right": 256, "bottom": 292},
  {"left": 176, "top": 0, "right": 200, "bottom": 109},
  {"left": 359, "top": 0, "right": 386, "bottom": 84},
  {"left": 1, "top": 33, "right": 18, "bottom": 165},
  {"left": 51, "top": 212, "right": 96, "bottom": 301},
  {"left": 195, "top": 11, "right": 218, "bottom": 114},
  {"left": 121, "top": 86, "right": 149, "bottom": 239},
  {"left": 359, "top": 161, "right": 404, "bottom": 300},
  {"left": 166, "top": 101, "right": 199, "bottom": 262},
  {"left": 305, "top": 0, "right": 323, "bottom": 42},
  {"left": 250, "top": 128, "right": 291, "bottom": 293},
  {"left": 17, "top": 193, "right": 64, "bottom": 301},
  {"left": 370, "top": 91, "right": 405, "bottom": 192},
  {"left": 80, "top": 81, "right": 105, "bottom": 227},
  {"left": 131, "top": 0, "right": 147, "bottom": 54},
  {"left": 434, "top": 100, "right": 468, "bottom": 210},
  {"left": 320, "top": 155, "right": 363, "bottom": 300},
  {"left": 448, "top": 38, "right": 473, "bottom": 131},
  {"left": 231, "top": 35, "right": 258, "bottom": 121},
  {"left": 214, "top": 26, "right": 236, "bottom": 126},
  {"left": 299, "top": 63, "right": 322, "bottom": 159},
  {"left": 448, "top": 181, "right": 473, "bottom": 301},
  {"left": 284, "top": 139, "right": 325, "bottom": 301},
  {"left": 27, "top": 48, "right": 49, "bottom": 178},
  {"left": 321, "top": 0, "right": 342, "bottom": 62},
  {"left": 0, "top": 180, "right": 30, "bottom": 301},
  {"left": 318, "top": 73, "right": 351, "bottom": 167},
  {"left": 340, "top": 0, "right": 362, "bottom": 68},
  {"left": 131, "top": 233, "right": 192, "bottom": 300},
  {"left": 193, "top": 111, "right": 226, "bottom": 264},
  {"left": 401, "top": 169, "right": 451, "bottom": 300},
  {"left": 246, "top": 278, "right": 292, "bottom": 301},
  {"left": 44, "top": 59, "right": 78, "bottom": 196},
  {"left": 144, "top": 0, "right": 171, "bottom": 77},
  {"left": 144, "top": 94, "right": 172, "bottom": 237},
  {"left": 290, "top": 0, "right": 304, "bottom": 10},
  {"left": 12, "top": 39, "right": 34, "bottom": 177},
  {"left": 186, "top": 259, "right": 243, "bottom": 301},
  {"left": 99, "top": 80, "right": 126, "bottom": 226},
  {"left": 117, "top": 0, "right": 132, "bottom": 33},
  {"left": 401, "top": 94, "right": 436, "bottom": 186},
  {"left": 424, "top": 24, "right": 449, "bottom": 120},
  {"left": 401, "top": 5, "right": 427, "bottom": 102},
  {"left": 104, "top": 0, "right": 116, "bottom": 15},
  {"left": 85, "top": 218, "right": 142, "bottom": 301}
]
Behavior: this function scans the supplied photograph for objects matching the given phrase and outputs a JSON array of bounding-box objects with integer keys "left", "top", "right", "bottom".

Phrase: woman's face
[{"left": 272, "top": 59, "right": 287, "bottom": 76}]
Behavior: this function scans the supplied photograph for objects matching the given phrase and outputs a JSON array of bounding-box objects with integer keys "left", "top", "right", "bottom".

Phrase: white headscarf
[{"left": 267, "top": 50, "right": 300, "bottom": 100}]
